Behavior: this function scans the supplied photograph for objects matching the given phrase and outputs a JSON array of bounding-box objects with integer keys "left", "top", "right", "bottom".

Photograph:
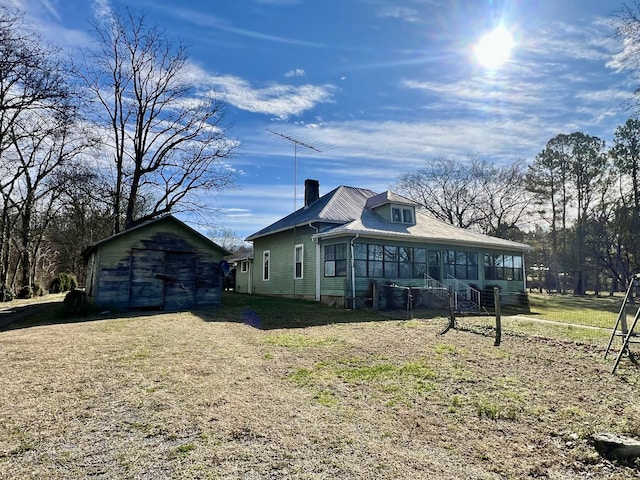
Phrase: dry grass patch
[{"left": 0, "top": 294, "right": 639, "bottom": 479}]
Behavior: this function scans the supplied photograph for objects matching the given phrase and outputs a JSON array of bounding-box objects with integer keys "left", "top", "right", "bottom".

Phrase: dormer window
[{"left": 392, "top": 206, "right": 414, "bottom": 224}]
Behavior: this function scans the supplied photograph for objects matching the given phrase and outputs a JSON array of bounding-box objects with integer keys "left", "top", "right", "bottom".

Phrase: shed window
[{"left": 240, "top": 260, "right": 248, "bottom": 273}]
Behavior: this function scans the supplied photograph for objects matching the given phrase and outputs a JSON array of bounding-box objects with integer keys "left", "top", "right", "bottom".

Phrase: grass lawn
[
  {"left": 0, "top": 292, "right": 639, "bottom": 479},
  {"left": 527, "top": 292, "right": 622, "bottom": 329}
]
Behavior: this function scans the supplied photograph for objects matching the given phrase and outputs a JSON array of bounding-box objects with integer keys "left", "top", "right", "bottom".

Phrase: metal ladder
[{"left": 605, "top": 274, "right": 640, "bottom": 374}]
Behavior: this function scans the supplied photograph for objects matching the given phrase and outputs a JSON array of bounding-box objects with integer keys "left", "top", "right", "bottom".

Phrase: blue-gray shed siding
[{"left": 86, "top": 224, "right": 223, "bottom": 311}]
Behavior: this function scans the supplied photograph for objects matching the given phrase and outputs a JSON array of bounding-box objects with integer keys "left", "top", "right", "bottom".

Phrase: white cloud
[
  {"left": 91, "top": 0, "right": 112, "bottom": 23},
  {"left": 285, "top": 69, "right": 306, "bottom": 77},
  {"left": 38, "top": 0, "right": 61, "bottom": 21},
  {"left": 178, "top": 62, "right": 333, "bottom": 118},
  {"left": 205, "top": 75, "right": 334, "bottom": 119},
  {"left": 376, "top": 6, "right": 420, "bottom": 23}
]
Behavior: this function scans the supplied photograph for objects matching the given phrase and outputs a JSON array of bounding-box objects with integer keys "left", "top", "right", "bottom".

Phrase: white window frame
[
  {"left": 391, "top": 205, "right": 414, "bottom": 224},
  {"left": 294, "top": 244, "right": 304, "bottom": 279},
  {"left": 263, "top": 250, "right": 270, "bottom": 281},
  {"left": 240, "top": 260, "right": 248, "bottom": 273}
]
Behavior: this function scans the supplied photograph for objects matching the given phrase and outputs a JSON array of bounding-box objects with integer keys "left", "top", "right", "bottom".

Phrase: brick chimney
[{"left": 304, "top": 179, "right": 320, "bottom": 207}]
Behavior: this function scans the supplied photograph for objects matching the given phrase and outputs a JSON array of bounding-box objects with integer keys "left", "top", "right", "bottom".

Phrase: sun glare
[{"left": 474, "top": 26, "right": 514, "bottom": 69}]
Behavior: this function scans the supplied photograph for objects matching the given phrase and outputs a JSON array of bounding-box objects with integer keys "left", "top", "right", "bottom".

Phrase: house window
[
  {"left": 368, "top": 244, "right": 383, "bottom": 277},
  {"left": 398, "top": 247, "right": 413, "bottom": 278},
  {"left": 294, "top": 244, "right": 303, "bottom": 279},
  {"left": 263, "top": 250, "right": 270, "bottom": 281},
  {"left": 428, "top": 250, "right": 440, "bottom": 280},
  {"left": 354, "top": 244, "right": 368, "bottom": 277},
  {"left": 484, "top": 254, "right": 523, "bottom": 281},
  {"left": 384, "top": 246, "right": 398, "bottom": 278},
  {"left": 240, "top": 261, "right": 248, "bottom": 273},
  {"left": 414, "top": 248, "right": 427, "bottom": 278},
  {"left": 324, "top": 243, "right": 347, "bottom": 277},
  {"left": 352, "top": 243, "right": 436, "bottom": 280},
  {"left": 444, "top": 250, "right": 478, "bottom": 280},
  {"left": 391, "top": 206, "right": 414, "bottom": 224}
]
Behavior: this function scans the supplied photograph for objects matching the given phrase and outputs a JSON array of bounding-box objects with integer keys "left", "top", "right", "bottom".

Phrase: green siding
[
  {"left": 234, "top": 259, "right": 252, "bottom": 294},
  {"left": 86, "top": 218, "right": 225, "bottom": 310},
  {"left": 373, "top": 204, "right": 392, "bottom": 222},
  {"left": 247, "top": 230, "right": 527, "bottom": 308},
  {"left": 253, "top": 226, "right": 317, "bottom": 299}
]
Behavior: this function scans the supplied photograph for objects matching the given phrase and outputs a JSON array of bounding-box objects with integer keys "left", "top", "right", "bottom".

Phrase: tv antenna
[{"left": 267, "top": 129, "right": 327, "bottom": 210}]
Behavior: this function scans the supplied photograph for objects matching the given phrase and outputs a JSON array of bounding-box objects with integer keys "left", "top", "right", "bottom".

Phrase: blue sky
[{"left": 12, "top": 0, "right": 639, "bottom": 240}]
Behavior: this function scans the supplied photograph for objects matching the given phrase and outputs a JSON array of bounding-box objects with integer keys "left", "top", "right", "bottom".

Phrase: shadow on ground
[{"left": 0, "top": 292, "right": 450, "bottom": 332}]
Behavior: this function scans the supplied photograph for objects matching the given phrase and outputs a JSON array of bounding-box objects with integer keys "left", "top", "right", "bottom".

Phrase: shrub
[
  {"left": 17, "top": 285, "right": 33, "bottom": 299},
  {"left": 32, "top": 283, "right": 44, "bottom": 297},
  {"left": 0, "top": 285, "right": 14, "bottom": 302},
  {"left": 63, "top": 289, "right": 87, "bottom": 313},
  {"left": 49, "top": 273, "right": 78, "bottom": 293}
]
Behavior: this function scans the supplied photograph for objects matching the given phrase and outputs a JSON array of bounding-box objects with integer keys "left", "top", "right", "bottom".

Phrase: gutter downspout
[
  {"left": 309, "top": 223, "right": 321, "bottom": 302},
  {"left": 350, "top": 234, "right": 359, "bottom": 309}
]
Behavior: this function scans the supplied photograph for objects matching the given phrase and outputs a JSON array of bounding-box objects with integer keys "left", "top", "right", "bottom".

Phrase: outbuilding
[{"left": 82, "top": 215, "right": 230, "bottom": 311}]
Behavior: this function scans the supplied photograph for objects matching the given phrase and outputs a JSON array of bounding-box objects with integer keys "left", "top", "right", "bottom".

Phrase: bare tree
[
  {"left": 0, "top": 6, "right": 85, "bottom": 296},
  {"left": 613, "top": 1, "right": 640, "bottom": 111},
  {"left": 208, "top": 226, "right": 251, "bottom": 256},
  {"left": 476, "top": 160, "right": 531, "bottom": 240},
  {"left": 8, "top": 107, "right": 94, "bottom": 294},
  {"left": 80, "top": 9, "right": 237, "bottom": 233},
  {"left": 396, "top": 156, "right": 529, "bottom": 240},
  {"left": 396, "top": 156, "right": 484, "bottom": 230},
  {"left": 48, "top": 164, "right": 114, "bottom": 281}
]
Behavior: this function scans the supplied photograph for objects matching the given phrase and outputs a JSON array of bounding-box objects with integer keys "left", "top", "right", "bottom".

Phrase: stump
[{"left": 591, "top": 432, "right": 640, "bottom": 462}]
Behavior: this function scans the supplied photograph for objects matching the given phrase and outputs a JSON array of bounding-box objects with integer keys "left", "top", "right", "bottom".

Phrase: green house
[
  {"left": 245, "top": 180, "right": 530, "bottom": 310},
  {"left": 82, "top": 215, "right": 230, "bottom": 311}
]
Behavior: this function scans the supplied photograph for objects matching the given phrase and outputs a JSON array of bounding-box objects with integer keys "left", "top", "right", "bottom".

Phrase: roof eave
[
  {"left": 246, "top": 219, "right": 346, "bottom": 242},
  {"left": 313, "top": 229, "right": 531, "bottom": 251}
]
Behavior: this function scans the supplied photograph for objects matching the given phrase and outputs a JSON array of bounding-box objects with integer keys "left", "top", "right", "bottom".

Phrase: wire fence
[{"left": 371, "top": 282, "right": 639, "bottom": 359}]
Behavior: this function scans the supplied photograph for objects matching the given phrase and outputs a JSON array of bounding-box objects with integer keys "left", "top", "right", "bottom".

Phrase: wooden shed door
[
  {"left": 130, "top": 249, "right": 164, "bottom": 308},
  {"left": 163, "top": 252, "right": 197, "bottom": 311}
]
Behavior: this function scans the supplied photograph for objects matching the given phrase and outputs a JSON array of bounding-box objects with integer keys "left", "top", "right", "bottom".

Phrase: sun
[{"left": 474, "top": 26, "right": 514, "bottom": 69}]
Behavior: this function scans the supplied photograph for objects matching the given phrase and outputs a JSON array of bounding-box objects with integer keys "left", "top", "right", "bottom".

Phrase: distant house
[
  {"left": 244, "top": 179, "right": 530, "bottom": 310},
  {"left": 82, "top": 215, "right": 230, "bottom": 311}
]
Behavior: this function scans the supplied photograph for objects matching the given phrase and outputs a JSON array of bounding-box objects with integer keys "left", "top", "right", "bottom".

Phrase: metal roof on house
[
  {"left": 317, "top": 208, "right": 529, "bottom": 251},
  {"left": 365, "top": 190, "right": 416, "bottom": 209},
  {"left": 245, "top": 185, "right": 377, "bottom": 240},
  {"left": 246, "top": 184, "right": 529, "bottom": 251}
]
